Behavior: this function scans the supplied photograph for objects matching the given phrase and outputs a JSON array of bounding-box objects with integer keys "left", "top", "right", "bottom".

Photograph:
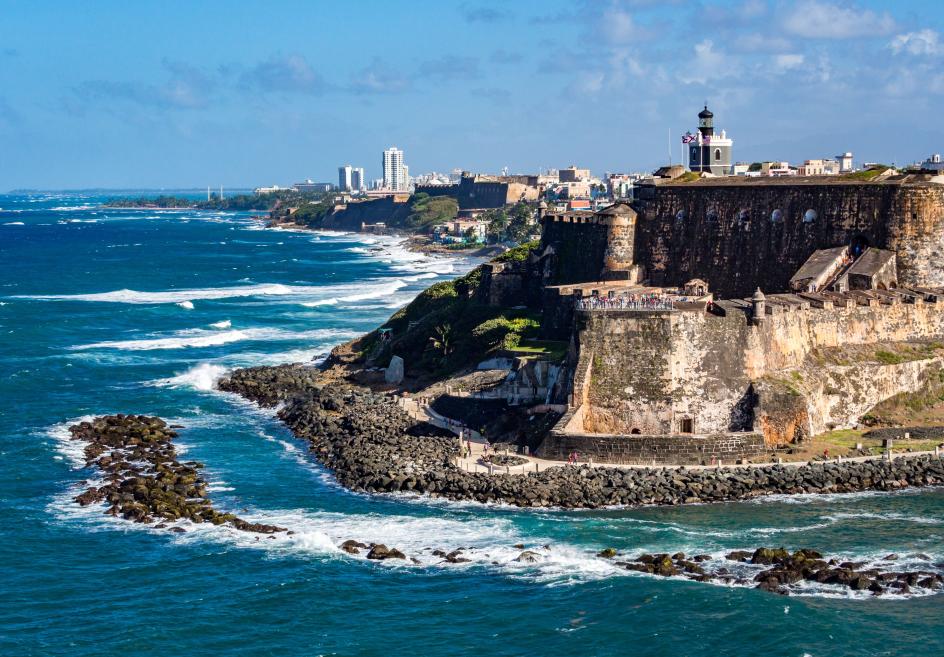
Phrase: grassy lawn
[
  {"left": 508, "top": 339, "right": 568, "bottom": 362},
  {"left": 805, "top": 428, "right": 942, "bottom": 458}
]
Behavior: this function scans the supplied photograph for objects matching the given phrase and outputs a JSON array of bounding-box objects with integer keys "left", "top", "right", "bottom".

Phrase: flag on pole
[{"left": 681, "top": 131, "right": 696, "bottom": 144}]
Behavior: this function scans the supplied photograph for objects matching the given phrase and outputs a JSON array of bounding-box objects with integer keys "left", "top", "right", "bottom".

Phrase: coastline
[{"left": 216, "top": 363, "right": 944, "bottom": 510}]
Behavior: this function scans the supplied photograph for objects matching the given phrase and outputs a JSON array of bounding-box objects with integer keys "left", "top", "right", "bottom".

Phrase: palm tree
[{"left": 430, "top": 323, "right": 454, "bottom": 359}]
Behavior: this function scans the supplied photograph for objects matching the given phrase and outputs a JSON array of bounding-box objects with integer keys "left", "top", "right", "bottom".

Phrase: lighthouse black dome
[{"left": 698, "top": 105, "right": 713, "bottom": 119}]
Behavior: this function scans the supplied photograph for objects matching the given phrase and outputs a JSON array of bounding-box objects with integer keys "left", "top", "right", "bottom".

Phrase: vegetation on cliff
[
  {"left": 405, "top": 193, "right": 459, "bottom": 231},
  {"left": 357, "top": 262, "right": 541, "bottom": 377},
  {"left": 106, "top": 189, "right": 329, "bottom": 212}
]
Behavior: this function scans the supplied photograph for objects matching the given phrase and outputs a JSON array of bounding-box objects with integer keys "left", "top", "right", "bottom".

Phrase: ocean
[{"left": 1, "top": 192, "right": 942, "bottom": 657}]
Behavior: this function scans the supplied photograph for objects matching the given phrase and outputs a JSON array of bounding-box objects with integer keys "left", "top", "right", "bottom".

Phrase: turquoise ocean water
[{"left": 1, "top": 192, "right": 942, "bottom": 657}]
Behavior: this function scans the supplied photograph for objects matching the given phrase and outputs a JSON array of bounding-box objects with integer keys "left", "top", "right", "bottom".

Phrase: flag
[{"left": 681, "top": 132, "right": 695, "bottom": 144}]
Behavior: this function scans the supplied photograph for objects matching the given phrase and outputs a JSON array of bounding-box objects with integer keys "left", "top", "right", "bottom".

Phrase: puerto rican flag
[{"left": 681, "top": 131, "right": 696, "bottom": 144}]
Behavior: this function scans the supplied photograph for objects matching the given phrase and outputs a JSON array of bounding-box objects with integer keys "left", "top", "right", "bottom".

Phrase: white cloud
[
  {"left": 782, "top": 1, "right": 895, "bottom": 39},
  {"left": 601, "top": 7, "right": 640, "bottom": 44},
  {"left": 889, "top": 29, "right": 941, "bottom": 56},
  {"left": 774, "top": 54, "right": 805, "bottom": 72},
  {"left": 679, "top": 40, "right": 729, "bottom": 84}
]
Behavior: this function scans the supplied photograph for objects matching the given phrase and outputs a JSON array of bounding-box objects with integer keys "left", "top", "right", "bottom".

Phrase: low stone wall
[{"left": 538, "top": 424, "right": 767, "bottom": 465}]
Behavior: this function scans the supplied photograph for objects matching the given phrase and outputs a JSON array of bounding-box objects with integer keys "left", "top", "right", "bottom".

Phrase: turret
[
  {"left": 698, "top": 104, "right": 714, "bottom": 138},
  {"left": 537, "top": 199, "right": 548, "bottom": 221},
  {"left": 751, "top": 288, "right": 766, "bottom": 326}
]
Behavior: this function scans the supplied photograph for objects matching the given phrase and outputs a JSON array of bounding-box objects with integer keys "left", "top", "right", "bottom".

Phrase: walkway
[{"left": 399, "top": 397, "right": 944, "bottom": 477}]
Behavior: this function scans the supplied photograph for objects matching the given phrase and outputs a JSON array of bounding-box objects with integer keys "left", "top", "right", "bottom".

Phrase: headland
[{"left": 201, "top": 173, "right": 944, "bottom": 510}]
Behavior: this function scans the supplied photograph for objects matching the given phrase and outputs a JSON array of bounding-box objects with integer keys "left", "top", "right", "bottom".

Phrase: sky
[{"left": 0, "top": 0, "right": 942, "bottom": 190}]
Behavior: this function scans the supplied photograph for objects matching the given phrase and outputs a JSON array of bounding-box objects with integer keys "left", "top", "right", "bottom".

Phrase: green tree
[{"left": 430, "top": 323, "right": 454, "bottom": 360}]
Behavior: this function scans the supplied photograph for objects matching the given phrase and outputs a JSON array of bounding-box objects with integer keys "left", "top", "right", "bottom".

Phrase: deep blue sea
[{"left": 2, "top": 192, "right": 943, "bottom": 657}]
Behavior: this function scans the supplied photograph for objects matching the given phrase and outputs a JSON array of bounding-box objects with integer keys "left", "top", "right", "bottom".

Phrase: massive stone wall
[
  {"left": 557, "top": 296, "right": 944, "bottom": 454},
  {"left": 538, "top": 215, "right": 610, "bottom": 285},
  {"left": 572, "top": 309, "right": 755, "bottom": 437},
  {"left": 631, "top": 179, "right": 944, "bottom": 298},
  {"left": 749, "top": 296, "right": 944, "bottom": 374}
]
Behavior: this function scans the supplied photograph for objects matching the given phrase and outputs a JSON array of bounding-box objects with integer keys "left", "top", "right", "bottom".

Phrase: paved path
[{"left": 399, "top": 397, "right": 944, "bottom": 477}]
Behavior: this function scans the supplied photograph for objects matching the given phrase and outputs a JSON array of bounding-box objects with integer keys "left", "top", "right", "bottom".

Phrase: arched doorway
[{"left": 850, "top": 234, "right": 870, "bottom": 257}]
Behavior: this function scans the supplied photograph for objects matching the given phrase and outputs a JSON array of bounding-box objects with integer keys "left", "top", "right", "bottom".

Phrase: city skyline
[{"left": 1, "top": 0, "right": 942, "bottom": 190}]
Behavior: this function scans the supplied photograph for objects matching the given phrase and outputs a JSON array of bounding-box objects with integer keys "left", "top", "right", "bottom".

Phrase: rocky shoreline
[
  {"left": 69, "top": 414, "right": 284, "bottom": 533},
  {"left": 216, "top": 363, "right": 944, "bottom": 509}
]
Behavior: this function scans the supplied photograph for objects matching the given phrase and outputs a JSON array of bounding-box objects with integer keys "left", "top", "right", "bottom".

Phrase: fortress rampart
[
  {"left": 539, "top": 178, "right": 944, "bottom": 299},
  {"left": 537, "top": 287, "right": 944, "bottom": 464}
]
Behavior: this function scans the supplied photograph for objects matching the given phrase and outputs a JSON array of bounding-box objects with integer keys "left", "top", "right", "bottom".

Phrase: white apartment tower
[
  {"left": 338, "top": 165, "right": 353, "bottom": 191},
  {"left": 382, "top": 146, "right": 406, "bottom": 191},
  {"left": 351, "top": 167, "right": 365, "bottom": 191}
]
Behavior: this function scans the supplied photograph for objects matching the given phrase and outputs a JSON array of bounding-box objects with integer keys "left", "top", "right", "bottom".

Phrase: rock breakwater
[
  {"left": 69, "top": 414, "right": 285, "bottom": 533},
  {"left": 217, "top": 364, "right": 944, "bottom": 509},
  {"left": 611, "top": 547, "right": 943, "bottom": 596}
]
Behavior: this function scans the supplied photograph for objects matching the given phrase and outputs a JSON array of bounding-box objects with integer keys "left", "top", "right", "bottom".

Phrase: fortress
[{"left": 484, "top": 173, "right": 944, "bottom": 464}]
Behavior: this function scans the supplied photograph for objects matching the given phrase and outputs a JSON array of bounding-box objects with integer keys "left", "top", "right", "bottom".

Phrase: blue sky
[{"left": 0, "top": 0, "right": 941, "bottom": 189}]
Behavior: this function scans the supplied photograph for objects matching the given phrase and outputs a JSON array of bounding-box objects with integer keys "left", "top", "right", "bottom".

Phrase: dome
[
  {"left": 752, "top": 288, "right": 766, "bottom": 302},
  {"left": 538, "top": 200, "right": 548, "bottom": 209},
  {"left": 698, "top": 105, "right": 713, "bottom": 119}
]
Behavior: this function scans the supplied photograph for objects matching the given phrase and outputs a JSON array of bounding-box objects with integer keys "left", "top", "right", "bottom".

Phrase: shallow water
[{"left": 2, "top": 192, "right": 942, "bottom": 656}]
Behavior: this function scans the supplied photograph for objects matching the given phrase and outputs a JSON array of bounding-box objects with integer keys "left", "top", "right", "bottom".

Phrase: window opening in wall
[{"left": 680, "top": 418, "right": 693, "bottom": 433}]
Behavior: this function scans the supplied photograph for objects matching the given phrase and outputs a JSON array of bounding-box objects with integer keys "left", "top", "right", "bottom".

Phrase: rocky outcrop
[
  {"left": 217, "top": 364, "right": 944, "bottom": 509},
  {"left": 618, "top": 548, "right": 943, "bottom": 596},
  {"left": 69, "top": 414, "right": 284, "bottom": 533}
]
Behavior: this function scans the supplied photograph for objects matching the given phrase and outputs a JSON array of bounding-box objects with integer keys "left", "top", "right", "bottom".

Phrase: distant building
[
  {"left": 920, "top": 154, "right": 944, "bottom": 173},
  {"left": 686, "top": 105, "right": 734, "bottom": 175},
  {"left": 837, "top": 152, "right": 854, "bottom": 173},
  {"left": 559, "top": 166, "right": 591, "bottom": 183},
  {"left": 760, "top": 162, "right": 796, "bottom": 177},
  {"left": 797, "top": 159, "right": 840, "bottom": 176},
  {"left": 605, "top": 173, "right": 643, "bottom": 199},
  {"left": 351, "top": 167, "right": 366, "bottom": 191},
  {"left": 254, "top": 185, "right": 288, "bottom": 194},
  {"left": 338, "top": 165, "right": 353, "bottom": 192},
  {"left": 293, "top": 179, "right": 333, "bottom": 193},
  {"left": 382, "top": 146, "right": 407, "bottom": 191}
]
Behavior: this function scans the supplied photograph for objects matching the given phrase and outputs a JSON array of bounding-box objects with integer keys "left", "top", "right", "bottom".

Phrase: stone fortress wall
[
  {"left": 531, "top": 177, "right": 944, "bottom": 464},
  {"left": 539, "top": 290, "right": 944, "bottom": 464},
  {"left": 535, "top": 178, "right": 944, "bottom": 300}
]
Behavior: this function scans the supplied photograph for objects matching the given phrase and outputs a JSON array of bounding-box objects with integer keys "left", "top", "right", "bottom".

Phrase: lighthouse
[{"left": 687, "top": 104, "right": 734, "bottom": 176}]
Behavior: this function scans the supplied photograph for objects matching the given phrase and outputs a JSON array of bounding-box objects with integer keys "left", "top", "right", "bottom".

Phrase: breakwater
[
  {"left": 69, "top": 415, "right": 284, "bottom": 533},
  {"left": 217, "top": 364, "right": 944, "bottom": 509}
]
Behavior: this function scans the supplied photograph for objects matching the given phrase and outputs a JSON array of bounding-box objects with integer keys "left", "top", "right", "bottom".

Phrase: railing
[{"left": 576, "top": 295, "right": 683, "bottom": 311}]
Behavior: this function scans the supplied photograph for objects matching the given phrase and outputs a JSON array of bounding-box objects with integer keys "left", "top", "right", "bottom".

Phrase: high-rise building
[
  {"left": 382, "top": 146, "right": 405, "bottom": 191},
  {"left": 351, "top": 167, "right": 365, "bottom": 191},
  {"left": 338, "top": 165, "right": 353, "bottom": 191}
]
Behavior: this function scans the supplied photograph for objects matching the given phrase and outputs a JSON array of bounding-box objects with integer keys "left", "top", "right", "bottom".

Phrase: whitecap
[
  {"left": 72, "top": 326, "right": 357, "bottom": 351},
  {"left": 176, "top": 300, "right": 195, "bottom": 310},
  {"left": 210, "top": 320, "right": 232, "bottom": 329},
  {"left": 155, "top": 363, "right": 229, "bottom": 391},
  {"left": 3, "top": 221, "right": 24, "bottom": 226}
]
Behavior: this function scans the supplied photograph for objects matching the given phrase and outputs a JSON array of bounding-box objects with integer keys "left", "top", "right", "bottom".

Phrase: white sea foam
[
  {"left": 3, "top": 221, "right": 24, "bottom": 226},
  {"left": 17, "top": 277, "right": 421, "bottom": 306},
  {"left": 176, "top": 300, "right": 195, "bottom": 310},
  {"left": 210, "top": 320, "right": 232, "bottom": 329},
  {"left": 72, "top": 327, "right": 356, "bottom": 351},
  {"left": 299, "top": 279, "right": 408, "bottom": 307},
  {"left": 46, "top": 415, "right": 99, "bottom": 469},
  {"left": 155, "top": 363, "right": 229, "bottom": 391}
]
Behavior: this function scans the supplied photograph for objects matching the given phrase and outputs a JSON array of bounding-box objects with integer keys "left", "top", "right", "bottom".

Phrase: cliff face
[
  {"left": 631, "top": 180, "right": 944, "bottom": 298},
  {"left": 321, "top": 197, "right": 411, "bottom": 231}
]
